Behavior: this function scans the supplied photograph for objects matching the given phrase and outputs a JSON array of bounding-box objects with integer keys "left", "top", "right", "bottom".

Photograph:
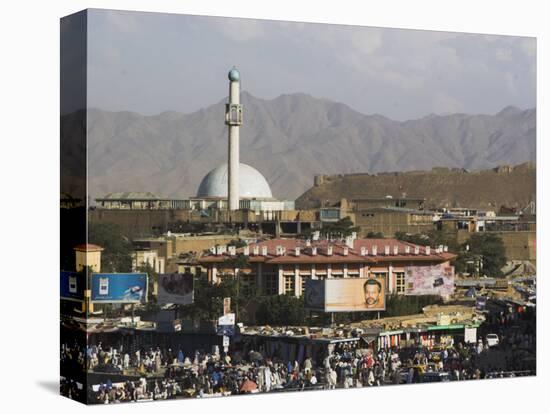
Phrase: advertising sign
[
  {"left": 404, "top": 264, "right": 455, "bottom": 296},
  {"left": 304, "top": 277, "right": 386, "bottom": 312},
  {"left": 476, "top": 296, "right": 487, "bottom": 311},
  {"left": 60, "top": 271, "right": 85, "bottom": 301},
  {"left": 217, "top": 313, "right": 236, "bottom": 336},
  {"left": 464, "top": 327, "right": 477, "bottom": 344},
  {"left": 157, "top": 273, "right": 194, "bottom": 305},
  {"left": 91, "top": 273, "right": 148, "bottom": 303}
]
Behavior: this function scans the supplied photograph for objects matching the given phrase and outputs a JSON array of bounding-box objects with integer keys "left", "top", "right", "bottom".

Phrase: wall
[
  {"left": 457, "top": 230, "right": 536, "bottom": 263},
  {"left": 353, "top": 210, "right": 433, "bottom": 237}
]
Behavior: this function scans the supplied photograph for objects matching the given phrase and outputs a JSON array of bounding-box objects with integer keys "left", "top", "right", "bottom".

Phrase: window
[
  {"left": 315, "top": 265, "right": 328, "bottom": 277},
  {"left": 240, "top": 274, "right": 256, "bottom": 296},
  {"left": 321, "top": 209, "right": 340, "bottom": 220},
  {"left": 395, "top": 272, "right": 405, "bottom": 294},
  {"left": 347, "top": 264, "right": 360, "bottom": 277},
  {"left": 284, "top": 275, "right": 295, "bottom": 294},
  {"left": 264, "top": 274, "right": 278, "bottom": 295}
]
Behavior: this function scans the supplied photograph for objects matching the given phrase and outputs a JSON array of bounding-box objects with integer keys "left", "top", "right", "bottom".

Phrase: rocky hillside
[
  {"left": 61, "top": 92, "right": 536, "bottom": 200},
  {"left": 296, "top": 162, "right": 536, "bottom": 210}
]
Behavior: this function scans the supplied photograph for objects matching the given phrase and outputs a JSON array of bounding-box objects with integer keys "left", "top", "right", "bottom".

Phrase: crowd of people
[
  {"left": 62, "top": 332, "right": 534, "bottom": 404},
  {"left": 59, "top": 301, "right": 536, "bottom": 404}
]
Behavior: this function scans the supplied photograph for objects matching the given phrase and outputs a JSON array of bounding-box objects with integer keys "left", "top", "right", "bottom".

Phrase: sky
[{"left": 85, "top": 9, "right": 536, "bottom": 121}]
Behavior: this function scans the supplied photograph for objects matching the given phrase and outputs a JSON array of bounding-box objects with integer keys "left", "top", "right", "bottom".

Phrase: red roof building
[{"left": 200, "top": 238, "right": 457, "bottom": 297}]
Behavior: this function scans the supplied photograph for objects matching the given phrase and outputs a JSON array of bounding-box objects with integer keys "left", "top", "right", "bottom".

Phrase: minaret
[{"left": 225, "top": 67, "right": 243, "bottom": 210}]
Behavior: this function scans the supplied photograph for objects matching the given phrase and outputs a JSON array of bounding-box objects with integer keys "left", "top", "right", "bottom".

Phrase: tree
[
  {"left": 136, "top": 262, "right": 160, "bottom": 313},
  {"left": 227, "top": 239, "right": 247, "bottom": 248},
  {"left": 321, "top": 216, "right": 360, "bottom": 238},
  {"left": 383, "top": 294, "right": 441, "bottom": 317},
  {"left": 219, "top": 254, "right": 258, "bottom": 322},
  {"left": 222, "top": 253, "right": 250, "bottom": 270},
  {"left": 255, "top": 294, "right": 306, "bottom": 325},
  {"left": 88, "top": 222, "right": 132, "bottom": 272},
  {"left": 366, "top": 232, "right": 385, "bottom": 239},
  {"left": 179, "top": 276, "right": 251, "bottom": 322},
  {"left": 460, "top": 233, "right": 507, "bottom": 277},
  {"left": 394, "top": 230, "right": 460, "bottom": 253}
]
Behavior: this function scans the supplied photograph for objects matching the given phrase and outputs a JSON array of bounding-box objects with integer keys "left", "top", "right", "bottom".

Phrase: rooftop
[
  {"left": 97, "top": 192, "right": 160, "bottom": 201},
  {"left": 73, "top": 243, "right": 104, "bottom": 252},
  {"left": 200, "top": 238, "right": 456, "bottom": 264}
]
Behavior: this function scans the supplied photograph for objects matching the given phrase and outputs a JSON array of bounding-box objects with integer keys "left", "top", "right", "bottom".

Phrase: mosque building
[{"left": 96, "top": 68, "right": 294, "bottom": 214}]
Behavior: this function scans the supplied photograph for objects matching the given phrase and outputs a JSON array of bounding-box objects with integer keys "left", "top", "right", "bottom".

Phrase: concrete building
[
  {"left": 317, "top": 197, "right": 434, "bottom": 238},
  {"left": 74, "top": 244, "right": 103, "bottom": 272},
  {"left": 200, "top": 237, "right": 456, "bottom": 298},
  {"left": 352, "top": 207, "right": 435, "bottom": 237},
  {"left": 436, "top": 210, "right": 536, "bottom": 264},
  {"left": 132, "top": 248, "right": 165, "bottom": 274}
]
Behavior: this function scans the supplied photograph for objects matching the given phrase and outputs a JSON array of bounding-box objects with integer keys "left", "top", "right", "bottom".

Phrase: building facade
[{"left": 200, "top": 238, "right": 457, "bottom": 298}]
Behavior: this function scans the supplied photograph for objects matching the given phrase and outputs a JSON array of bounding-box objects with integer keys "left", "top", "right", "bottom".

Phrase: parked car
[{"left": 486, "top": 333, "right": 500, "bottom": 347}]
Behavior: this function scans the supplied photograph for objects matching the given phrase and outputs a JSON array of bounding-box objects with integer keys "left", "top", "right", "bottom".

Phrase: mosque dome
[
  {"left": 228, "top": 67, "right": 240, "bottom": 82},
  {"left": 197, "top": 163, "right": 273, "bottom": 199}
]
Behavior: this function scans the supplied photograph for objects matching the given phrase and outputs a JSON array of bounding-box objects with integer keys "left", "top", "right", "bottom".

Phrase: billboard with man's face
[
  {"left": 91, "top": 273, "right": 148, "bottom": 303},
  {"left": 305, "top": 277, "right": 386, "bottom": 312},
  {"left": 157, "top": 273, "right": 194, "bottom": 305}
]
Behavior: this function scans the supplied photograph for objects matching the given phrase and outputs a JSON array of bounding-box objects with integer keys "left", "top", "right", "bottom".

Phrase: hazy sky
[{"left": 87, "top": 9, "right": 536, "bottom": 121}]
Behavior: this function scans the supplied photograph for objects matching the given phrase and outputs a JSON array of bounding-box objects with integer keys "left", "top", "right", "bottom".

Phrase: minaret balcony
[{"left": 225, "top": 103, "right": 243, "bottom": 125}]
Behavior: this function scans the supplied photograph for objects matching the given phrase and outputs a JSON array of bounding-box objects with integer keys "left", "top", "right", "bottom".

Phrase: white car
[{"left": 486, "top": 334, "right": 499, "bottom": 347}]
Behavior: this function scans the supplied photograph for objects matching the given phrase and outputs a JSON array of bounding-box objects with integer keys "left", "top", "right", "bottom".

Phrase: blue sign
[
  {"left": 476, "top": 296, "right": 487, "bottom": 311},
  {"left": 217, "top": 325, "right": 236, "bottom": 337},
  {"left": 60, "top": 271, "right": 85, "bottom": 301},
  {"left": 91, "top": 273, "right": 148, "bottom": 303}
]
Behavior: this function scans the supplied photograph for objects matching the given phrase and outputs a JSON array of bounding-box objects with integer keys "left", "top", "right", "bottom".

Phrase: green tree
[
  {"left": 88, "top": 222, "right": 132, "bottom": 272},
  {"left": 222, "top": 253, "right": 250, "bottom": 270},
  {"left": 136, "top": 262, "right": 160, "bottom": 313},
  {"left": 460, "top": 233, "right": 507, "bottom": 277},
  {"left": 394, "top": 230, "right": 460, "bottom": 253},
  {"left": 255, "top": 294, "right": 306, "bottom": 325},
  {"left": 320, "top": 216, "right": 360, "bottom": 238},
  {"left": 383, "top": 294, "right": 441, "bottom": 317},
  {"left": 366, "top": 232, "right": 385, "bottom": 239},
  {"left": 178, "top": 264, "right": 259, "bottom": 324},
  {"left": 227, "top": 239, "right": 247, "bottom": 248}
]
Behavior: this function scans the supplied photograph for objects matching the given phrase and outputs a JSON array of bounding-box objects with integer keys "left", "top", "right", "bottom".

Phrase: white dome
[{"left": 197, "top": 163, "right": 273, "bottom": 199}]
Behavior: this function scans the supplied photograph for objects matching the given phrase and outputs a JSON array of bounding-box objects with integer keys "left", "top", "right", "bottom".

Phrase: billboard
[
  {"left": 217, "top": 313, "right": 236, "bottom": 336},
  {"left": 476, "top": 296, "right": 488, "bottom": 311},
  {"left": 91, "top": 273, "right": 148, "bottom": 303},
  {"left": 464, "top": 326, "right": 477, "bottom": 344},
  {"left": 304, "top": 277, "right": 386, "bottom": 312},
  {"left": 60, "top": 271, "right": 85, "bottom": 301},
  {"left": 157, "top": 273, "right": 194, "bottom": 305},
  {"left": 404, "top": 264, "right": 454, "bottom": 296}
]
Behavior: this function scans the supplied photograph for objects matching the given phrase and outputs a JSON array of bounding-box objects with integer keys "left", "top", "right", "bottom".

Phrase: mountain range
[{"left": 71, "top": 92, "right": 536, "bottom": 201}]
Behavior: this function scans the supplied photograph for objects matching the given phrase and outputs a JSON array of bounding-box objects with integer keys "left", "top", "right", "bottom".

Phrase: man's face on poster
[{"left": 364, "top": 280, "right": 381, "bottom": 308}]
